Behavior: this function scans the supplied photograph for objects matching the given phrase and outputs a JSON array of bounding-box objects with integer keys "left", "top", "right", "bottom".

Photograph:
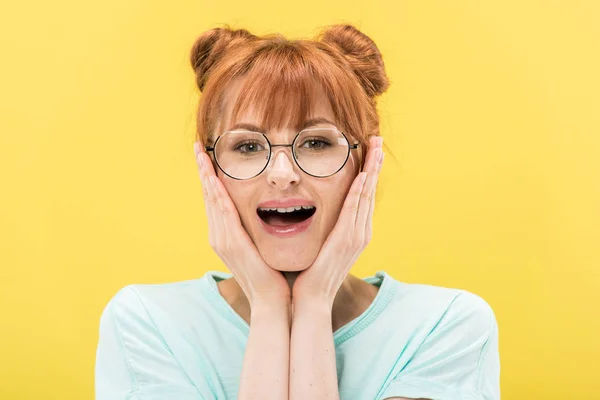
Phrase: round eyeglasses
[{"left": 205, "top": 127, "right": 360, "bottom": 180}]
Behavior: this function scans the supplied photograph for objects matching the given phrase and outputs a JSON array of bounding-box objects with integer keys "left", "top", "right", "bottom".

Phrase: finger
[
  {"left": 195, "top": 144, "right": 223, "bottom": 245},
  {"left": 336, "top": 171, "right": 367, "bottom": 233},
  {"left": 194, "top": 143, "right": 221, "bottom": 213},
  {"left": 336, "top": 137, "right": 379, "bottom": 233},
  {"left": 210, "top": 174, "right": 247, "bottom": 242},
  {"left": 194, "top": 146, "right": 212, "bottom": 210},
  {"left": 198, "top": 158, "right": 222, "bottom": 251},
  {"left": 199, "top": 155, "right": 219, "bottom": 225},
  {"left": 364, "top": 144, "right": 384, "bottom": 237},
  {"left": 361, "top": 135, "right": 379, "bottom": 172},
  {"left": 369, "top": 138, "right": 385, "bottom": 211},
  {"left": 355, "top": 138, "right": 383, "bottom": 236},
  {"left": 193, "top": 141, "right": 203, "bottom": 156},
  {"left": 194, "top": 149, "right": 209, "bottom": 198}
]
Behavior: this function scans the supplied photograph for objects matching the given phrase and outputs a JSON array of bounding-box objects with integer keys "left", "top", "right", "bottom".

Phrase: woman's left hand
[{"left": 292, "top": 136, "right": 384, "bottom": 306}]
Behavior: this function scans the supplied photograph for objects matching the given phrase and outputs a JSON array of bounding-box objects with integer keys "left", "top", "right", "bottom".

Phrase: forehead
[{"left": 216, "top": 76, "right": 336, "bottom": 135}]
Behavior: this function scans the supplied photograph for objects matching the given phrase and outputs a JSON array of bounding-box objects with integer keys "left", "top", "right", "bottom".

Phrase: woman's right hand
[{"left": 194, "top": 142, "right": 291, "bottom": 309}]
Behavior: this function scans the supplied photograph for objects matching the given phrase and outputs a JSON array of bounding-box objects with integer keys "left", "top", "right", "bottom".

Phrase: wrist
[
  {"left": 251, "top": 296, "right": 291, "bottom": 315},
  {"left": 292, "top": 295, "right": 333, "bottom": 313}
]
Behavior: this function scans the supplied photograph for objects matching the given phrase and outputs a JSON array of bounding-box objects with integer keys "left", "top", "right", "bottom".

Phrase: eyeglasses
[{"left": 205, "top": 127, "right": 360, "bottom": 180}]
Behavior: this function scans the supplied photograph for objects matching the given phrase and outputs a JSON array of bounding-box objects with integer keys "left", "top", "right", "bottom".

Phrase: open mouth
[{"left": 257, "top": 206, "right": 317, "bottom": 227}]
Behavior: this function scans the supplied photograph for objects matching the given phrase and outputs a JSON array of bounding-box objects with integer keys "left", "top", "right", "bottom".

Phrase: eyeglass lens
[{"left": 214, "top": 128, "right": 350, "bottom": 179}]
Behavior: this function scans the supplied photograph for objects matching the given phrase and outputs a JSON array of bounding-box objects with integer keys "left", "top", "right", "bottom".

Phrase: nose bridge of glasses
[{"left": 268, "top": 144, "right": 296, "bottom": 168}]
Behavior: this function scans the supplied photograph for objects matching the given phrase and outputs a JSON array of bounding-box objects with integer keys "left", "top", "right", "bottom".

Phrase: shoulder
[
  {"left": 99, "top": 278, "right": 207, "bottom": 331},
  {"left": 381, "top": 277, "right": 499, "bottom": 361},
  {"left": 389, "top": 278, "right": 497, "bottom": 335},
  {"left": 96, "top": 278, "right": 210, "bottom": 376},
  {"left": 95, "top": 278, "right": 217, "bottom": 399},
  {"left": 420, "top": 284, "right": 496, "bottom": 331},
  {"left": 378, "top": 280, "right": 500, "bottom": 399}
]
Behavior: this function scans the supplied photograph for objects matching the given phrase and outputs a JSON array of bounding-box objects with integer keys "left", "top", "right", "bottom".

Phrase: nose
[{"left": 265, "top": 147, "right": 300, "bottom": 190}]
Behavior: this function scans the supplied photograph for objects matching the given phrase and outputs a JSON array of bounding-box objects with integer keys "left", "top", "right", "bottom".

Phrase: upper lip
[{"left": 257, "top": 198, "right": 315, "bottom": 208}]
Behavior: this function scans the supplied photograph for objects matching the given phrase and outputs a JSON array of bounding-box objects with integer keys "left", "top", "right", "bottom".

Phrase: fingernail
[
  {"left": 193, "top": 142, "right": 199, "bottom": 154},
  {"left": 198, "top": 153, "right": 204, "bottom": 168},
  {"left": 378, "top": 137, "right": 384, "bottom": 147}
]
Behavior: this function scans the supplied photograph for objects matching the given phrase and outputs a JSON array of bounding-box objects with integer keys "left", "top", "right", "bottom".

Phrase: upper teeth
[{"left": 258, "top": 205, "right": 315, "bottom": 213}]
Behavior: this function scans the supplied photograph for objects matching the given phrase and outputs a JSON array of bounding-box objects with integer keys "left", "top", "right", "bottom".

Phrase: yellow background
[{"left": 1, "top": 0, "right": 598, "bottom": 398}]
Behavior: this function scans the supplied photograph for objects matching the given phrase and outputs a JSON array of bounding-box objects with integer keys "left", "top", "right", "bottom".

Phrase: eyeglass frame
[{"left": 205, "top": 127, "right": 360, "bottom": 181}]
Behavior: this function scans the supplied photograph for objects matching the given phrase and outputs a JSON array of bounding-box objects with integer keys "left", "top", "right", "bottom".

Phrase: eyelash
[{"left": 233, "top": 140, "right": 265, "bottom": 153}]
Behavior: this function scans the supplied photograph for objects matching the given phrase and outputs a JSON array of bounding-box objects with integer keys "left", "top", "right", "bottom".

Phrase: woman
[{"left": 95, "top": 24, "right": 500, "bottom": 400}]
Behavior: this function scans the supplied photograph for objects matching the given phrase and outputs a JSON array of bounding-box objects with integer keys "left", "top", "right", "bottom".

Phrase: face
[{"left": 211, "top": 78, "right": 361, "bottom": 271}]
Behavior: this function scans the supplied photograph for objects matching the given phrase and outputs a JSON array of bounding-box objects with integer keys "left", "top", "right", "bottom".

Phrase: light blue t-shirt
[{"left": 95, "top": 270, "right": 500, "bottom": 400}]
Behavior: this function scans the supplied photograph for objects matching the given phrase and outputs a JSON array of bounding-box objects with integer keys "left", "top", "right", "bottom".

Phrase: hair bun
[
  {"left": 189, "top": 26, "right": 256, "bottom": 91},
  {"left": 319, "top": 24, "right": 390, "bottom": 97}
]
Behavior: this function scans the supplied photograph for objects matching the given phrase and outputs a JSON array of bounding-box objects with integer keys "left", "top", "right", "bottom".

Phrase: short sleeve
[
  {"left": 95, "top": 286, "right": 206, "bottom": 400},
  {"left": 381, "top": 291, "right": 500, "bottom": 400}
]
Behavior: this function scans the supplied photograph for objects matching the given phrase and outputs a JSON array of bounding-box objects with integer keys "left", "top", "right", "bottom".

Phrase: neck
[
  {"left": 220, "top": 271, "right": 378, "bottom": 332},
  {"left": 282, "top": 271, "right": 301, "bottom": 293}
]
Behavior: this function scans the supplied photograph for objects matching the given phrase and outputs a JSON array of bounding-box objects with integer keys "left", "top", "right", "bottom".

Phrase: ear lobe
[
  {"left": 318, "top": 24, "right": 390, "bottom": 97},
  {"left": 189, "top": 26, "right": 256, "bottom": 92}
]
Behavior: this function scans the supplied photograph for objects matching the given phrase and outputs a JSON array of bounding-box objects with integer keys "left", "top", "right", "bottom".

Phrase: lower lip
[{"left": 257, "top": 212, "right": 315, "bottom": 237}]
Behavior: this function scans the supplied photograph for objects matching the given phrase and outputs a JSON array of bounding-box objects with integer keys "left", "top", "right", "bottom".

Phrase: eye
[
  {"left": 233, "top": 140, "right": 266, "bottom": 153},
  {"left": 298, "top": 137, "right": 332, "bottom": 150}
]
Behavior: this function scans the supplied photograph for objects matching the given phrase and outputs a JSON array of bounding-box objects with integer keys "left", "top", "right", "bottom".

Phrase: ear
[
  {"left": 189, "top": 26, "right": 256, "bottom": 92},
  {"left": 319, "top": 24, "right": 390, "bottom": 97}
]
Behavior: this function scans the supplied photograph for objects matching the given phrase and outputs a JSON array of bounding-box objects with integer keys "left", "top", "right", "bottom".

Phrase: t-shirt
[{"left": 95, "top": 270, "right": 500, "bottom": 400}]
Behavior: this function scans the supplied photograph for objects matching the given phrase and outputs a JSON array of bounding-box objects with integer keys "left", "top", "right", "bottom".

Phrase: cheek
[
  {"left": 320, "top": 168, "right": 357, "bottom": 219},
  {"left": 340, "top": 154, "right": 360, "bottom": 193},
  {"left": 221, "top": 179, "right": 254, "bottom": 218},
  {"left": 346, "top": 151, "right": 362, "bottom": 175}
]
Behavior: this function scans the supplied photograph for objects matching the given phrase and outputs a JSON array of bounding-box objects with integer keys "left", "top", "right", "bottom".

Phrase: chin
[
  {"left": 265, "top": 259, "right": 309, "bottom": 272},
  {"left": 258, "top": 241, "right": 319, "bottom": 272},
  {"left": 245, "top": 204, "right": 326, "bottom": 271}
]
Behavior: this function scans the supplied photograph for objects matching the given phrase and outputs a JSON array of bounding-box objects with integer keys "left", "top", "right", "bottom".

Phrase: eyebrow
[{"left": 228, "top": 117, "right": 336, "bottom": 133}]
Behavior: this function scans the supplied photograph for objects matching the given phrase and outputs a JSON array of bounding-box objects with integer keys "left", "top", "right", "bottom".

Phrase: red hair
[{"left": 189, "top": 24, "right": 390, "bottom": 166}]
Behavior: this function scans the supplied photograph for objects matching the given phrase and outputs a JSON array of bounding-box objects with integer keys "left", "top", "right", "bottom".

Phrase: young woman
[{"left": 95, "top": 24, "right": 500, "bottom": 400}]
